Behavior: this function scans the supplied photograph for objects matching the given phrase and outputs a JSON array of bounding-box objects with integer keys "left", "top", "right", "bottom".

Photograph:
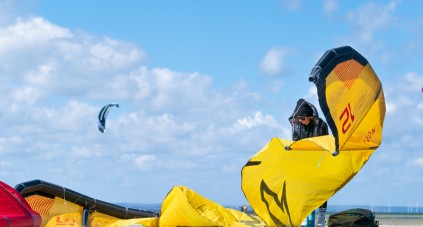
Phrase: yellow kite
[
  {"left": 16, "top": 180, "right": 265, "bottom": 227},
  {"left": 241, "top": 46, "right": 386, "bottom": 226}
]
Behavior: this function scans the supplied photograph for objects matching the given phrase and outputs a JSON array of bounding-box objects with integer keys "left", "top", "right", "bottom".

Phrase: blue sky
[{"left": 1, "top": 0, "right": 423, "bottom": 209}]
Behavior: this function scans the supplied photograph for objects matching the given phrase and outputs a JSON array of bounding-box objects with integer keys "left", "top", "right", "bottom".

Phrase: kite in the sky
[
  {"left": 241, "top": 46, "right": 386, "bottom": 226},
  {"left": 98, "top": 103, "right": 119, "bottom": 133}
]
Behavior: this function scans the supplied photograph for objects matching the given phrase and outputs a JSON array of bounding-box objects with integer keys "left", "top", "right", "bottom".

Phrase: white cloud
[
  {"left": 36, "top": 100, "right": 97, "bottom": 132},
  {"left": 410, "top": 157, "right": 423, "bottom": 167},
  {"left": 159, "top": 159, "right": 198, "bottom": 170},
  {"left": 24, "top": 63, "right": 57, "bottom": 87},
  {"left": 0, "top": 17, "right": 71, "bottom": 49},
  {"left": 88, "top": 38, "right": 144, "bottom": 70},
  {"left": 134, "top": 154, "right": 156, "bottom": 171},
  {"left": 70, "top": 146, "right": 102, "bottom": 159},
  {"left": 305, "top": 86, "right": 318, "bottom": 102},
  {"left": 324, "top": 0, "right": 338, "bottom": 14},
  {"left": 260, "top": 47, "right": 286, "bottom": 76},
  {"left": 385, "top": 72, "right": 423, "bottom": 114},
  {"left": 346, "top": 1, "right": 399, "bottom": 43},
  {"left": 0, "top": 17, "right": 145, "bottom": 101},
  {"left": 12, "top": 86, "right": 41, "bottom": 105},
  {"left": 0, "top": 161, "right": 12, "bottom": 167},
  {"left": 403, "top": 72, "right": 423, "bottom": 91},
  {"left": 385, "top": 95, "right": 397, "bottom": 113},
  {"left": 231, "top": 111, "right": 278, "bottom": 132},
  {"left": 381, "top": 71, "right": 423, "bottom": 156}
]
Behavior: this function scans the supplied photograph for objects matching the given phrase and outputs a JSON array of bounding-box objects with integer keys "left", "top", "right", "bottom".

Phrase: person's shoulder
[{"left": 318, "top": 118, "right": 328, "bottom": 126}]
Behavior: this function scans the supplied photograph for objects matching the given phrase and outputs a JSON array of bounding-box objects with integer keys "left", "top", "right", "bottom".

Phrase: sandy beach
[
  {"left": 358, "top": 213, "right": 422, "bottom": 226},
  {"left": 321, "top": 213, "right": 423, "bottom": 226},
  {"left": 373, "top": 213, "right": 423, "bottom": 226}
]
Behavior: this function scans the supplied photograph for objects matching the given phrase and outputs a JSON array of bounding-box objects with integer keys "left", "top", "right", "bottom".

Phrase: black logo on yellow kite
[
  {"left": 260, "top": 180, "right": 293, "bottom": 227},
  {"left": 245, "top": 161, "right": 261, "bottom": 166},
  {"left": 239, "top": 213, "right": 266, "bottom": 227}
]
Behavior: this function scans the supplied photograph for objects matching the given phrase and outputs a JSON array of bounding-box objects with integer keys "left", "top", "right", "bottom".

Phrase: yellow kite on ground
[
  {"left": 241, "top": 46, "right": 386, "bottom": 226},
  {"left": 15, "top": 179, "right": 159, "bottom": 227},
  {"left": 160, "top": 186, "right": 265, "bottom": 227},
  {"left": 15, "top": 180, "right": 265, "bottom": 227}
]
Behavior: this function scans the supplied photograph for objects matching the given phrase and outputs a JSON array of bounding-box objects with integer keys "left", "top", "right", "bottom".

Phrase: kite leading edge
[{"left": 309, "top": 46, "right": 385, "bottom": 156}]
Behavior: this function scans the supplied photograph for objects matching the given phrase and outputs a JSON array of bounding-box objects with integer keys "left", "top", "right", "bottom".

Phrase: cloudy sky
[{"left": 1, "top": 0, "right": 423, "bottom": 209}]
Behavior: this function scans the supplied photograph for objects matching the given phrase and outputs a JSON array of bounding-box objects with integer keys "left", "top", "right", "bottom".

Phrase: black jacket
[{"left": 289, "top": 99, "right": 329, "bottom": 141}]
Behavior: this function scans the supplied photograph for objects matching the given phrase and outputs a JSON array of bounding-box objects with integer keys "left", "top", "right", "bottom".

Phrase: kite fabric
[
  {"left": 15, "top": 179, "right": 158, "bottom": 227},
  {"left": 0, "top": 181, "right": 41, "bottom": 227},
  {"left": 159, "top": 186, "right": 265, "bottom": 227},
  {"left": 98, "top": 103, "right": 119, "bottom": 133},
  {"left": 241, "top": 46, "right": 386, "bottom": 226},
  {"left": 10, "top": 180, "right": 264, "bottom": 227}
]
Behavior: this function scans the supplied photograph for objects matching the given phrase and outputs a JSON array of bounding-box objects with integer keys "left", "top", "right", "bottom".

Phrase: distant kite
[{"left": 98, "top": 103, "right": 119, "bottom": 133}]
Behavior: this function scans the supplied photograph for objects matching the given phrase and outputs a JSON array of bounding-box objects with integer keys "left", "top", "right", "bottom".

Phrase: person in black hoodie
[
  {"left": 289, "top": 98, "right": 329, "bottom": 226},
  {"left": 289, "top": 98, "right": 328, "bottom": 141}
]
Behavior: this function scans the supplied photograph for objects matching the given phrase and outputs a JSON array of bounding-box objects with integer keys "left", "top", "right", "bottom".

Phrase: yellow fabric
[
  {"left": 25, "top": 194, "right": 54, "bottom": 216},
  {"left": 325, "top": 62, "right": 385, "bottom": 150},
  {"left": 242, "top": 138, "right": 375, "bottom": 226},
  {"left": 39, "top": 197, "right": 83, "bottom": 226},
  {"left": 88, "top": 211, "right": 159, "bottom": 227},
  {"left": 159, "top": 186, "right": 265, "bottom": 227},
  {"left": 227, "top": 208, "right": 266, "bottom": 227},
  {"left": 44, "top": 212, "right": 82, "bottom": 227},
  {"left": 241, "top": 52, "right": 386, "bottom": 226},
  {"left": 25, "top": 196, "right": 160, "bottom": 227}
]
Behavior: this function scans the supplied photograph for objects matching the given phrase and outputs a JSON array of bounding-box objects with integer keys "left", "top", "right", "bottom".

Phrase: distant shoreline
[
  {"left": 119, "top": 203, "right": 423, "bottom": 214},
  {"left": 227, "top": 204, "right": 423, "bottom": 214},
  {"left": 119, "top": 203, "right": 423, "bottom": 225}
]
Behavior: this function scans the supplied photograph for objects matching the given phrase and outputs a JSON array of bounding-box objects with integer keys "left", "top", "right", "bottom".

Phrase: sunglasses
[{"left": 295, "top": 116, "right": 306, "bottom": 120}]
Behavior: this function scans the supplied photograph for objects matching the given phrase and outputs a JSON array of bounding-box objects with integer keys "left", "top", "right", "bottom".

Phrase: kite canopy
[
  {"left": 11, "top": 180, "right": 264, "bottom": 227},
  {"left": 0, "top": 181, "right": 41, "bottom": 227},
  {"left": 98, "top": 103, "right": 119, "bottom": 133},
  {"left": 309, "top": 46, "right": 385, "bottom": 155},
  {"left": 159, "top": 186, "right": 265, "bottom": 226},
  {"left": 15, "top": 180, "right": 158, "bottom": 227},
  {"left": 241, "top": 46, "right": 386, "bottom": 226}
]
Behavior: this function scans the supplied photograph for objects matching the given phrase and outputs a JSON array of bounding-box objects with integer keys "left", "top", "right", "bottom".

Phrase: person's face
[{"left": 296, "top": 116, "right": 311, "bottom": 125}]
